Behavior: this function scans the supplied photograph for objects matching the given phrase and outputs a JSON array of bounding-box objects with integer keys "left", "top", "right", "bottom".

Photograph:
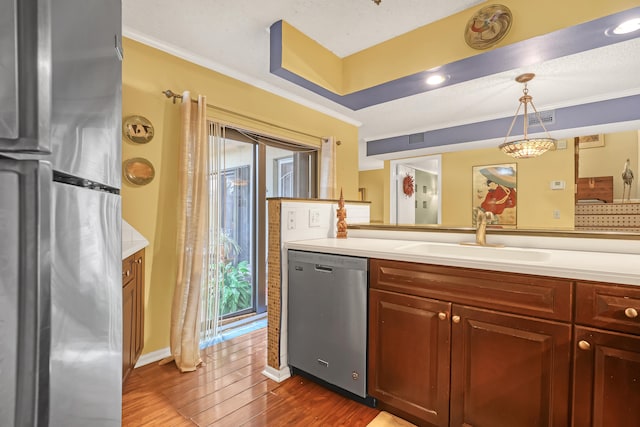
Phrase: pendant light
[{"left": 499, "top": 73, "right": 556, "bottom": 158}]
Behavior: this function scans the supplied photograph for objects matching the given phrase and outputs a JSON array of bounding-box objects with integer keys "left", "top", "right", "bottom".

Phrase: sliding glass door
[
  {"left": 202, "top": 123, "right": 318, "bottom": 345},
  {"left": 217, "top": 138, "right": 256, "bottom": 318}
]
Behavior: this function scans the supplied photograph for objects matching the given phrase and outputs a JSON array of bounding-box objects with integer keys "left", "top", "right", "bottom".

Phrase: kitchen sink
[{"left": 394, "top": 242, "right": 552, "bottom": 263}]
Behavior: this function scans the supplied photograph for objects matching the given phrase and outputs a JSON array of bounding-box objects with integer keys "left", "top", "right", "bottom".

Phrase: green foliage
[
  {"left": 205, "top": 232, "right": 253, "bottom": 320},
  {"left": 218, "top": 260, "right": 252, "bottom": 316}
]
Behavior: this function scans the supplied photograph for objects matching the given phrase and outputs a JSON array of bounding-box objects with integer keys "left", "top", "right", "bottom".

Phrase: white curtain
[
  {"left": 200, "top": 122, "right": 225, "bottom": 346},
  {"left": 319, "top": 136, "right": 337, "bottom": 199},
  {"left": 161, "top": 92, "right": 210, "bottom": 372}
]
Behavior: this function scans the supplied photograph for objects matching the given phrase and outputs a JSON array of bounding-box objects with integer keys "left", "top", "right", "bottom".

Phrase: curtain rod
[{"left": 161, "top": 89, "right": 337, "bottom": 144}]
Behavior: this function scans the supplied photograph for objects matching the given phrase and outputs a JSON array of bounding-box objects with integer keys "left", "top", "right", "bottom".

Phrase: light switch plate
[
  {"left": 287, "top": 210, "right": 296, "bottom": 230},
  {"left": 309, "top": 209, "right": 321, "bottom": 227}
]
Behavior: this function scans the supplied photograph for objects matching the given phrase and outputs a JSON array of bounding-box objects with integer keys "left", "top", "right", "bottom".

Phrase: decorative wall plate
[
  {"left": 123, "top": 158, "right": 155, "bottom": 185},
  {"left": 402, "top": 174, "right": 415, "bottom": 197},
  {"left": 123, "top": 115, "right": 154, "bottom": 143},
  {"left": 464, "top": 4, "right": 513, "bottom": 50}
]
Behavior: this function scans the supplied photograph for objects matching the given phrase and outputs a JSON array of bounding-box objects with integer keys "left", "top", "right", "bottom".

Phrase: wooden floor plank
[
  {"left": 178, "top": 371, "right": 274, "bottom": 416},
  {"left": 189, "top": 378, "right": 279, "bottom": 425},
  {"left": 122, "top": 327, "right": 379, "bottom": 426},
  {"left": 163, "top": 351, "right": 266, "bottom": 397},
  {"left": 164, "top": 364, "right": 265, "bottom": 409}
]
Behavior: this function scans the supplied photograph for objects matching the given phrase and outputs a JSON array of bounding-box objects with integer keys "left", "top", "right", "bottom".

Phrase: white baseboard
[
  {"left": 262, "top": 365, "right": 291, "bottom": 383},
  {"left": 135, "top": 347, "right": 171, "bottom": 368},
  {"left": 136, "top": 348, "right": 291, "bottom": 384}
]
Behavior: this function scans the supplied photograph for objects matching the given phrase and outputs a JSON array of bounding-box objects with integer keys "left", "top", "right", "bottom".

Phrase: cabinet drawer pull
[
  {"left": 452, "top": 315, "right": 461, "bottom": 324},
  {"left": 125, "top": 270, "right": 130, "bottom": 277},
  {"left": 578, "top": 340, "right": 591, "bottom": 351},
  {"left": 624, "top": 308, "right": 638, "bottom": 319},
  {"left": 438, "top": 312, "right": 447, "bottom": 320}
]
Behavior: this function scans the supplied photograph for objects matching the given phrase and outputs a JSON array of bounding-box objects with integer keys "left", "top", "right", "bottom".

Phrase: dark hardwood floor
[{"left": 122, "top": 328, "right": 380, "bottom": 426}]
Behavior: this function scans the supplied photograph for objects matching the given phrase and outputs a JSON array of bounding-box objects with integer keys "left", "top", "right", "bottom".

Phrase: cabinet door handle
[
  {"left": 624, "top": 308, "right": 638, "bottom": 319},
  {"left": 125, "top": 270, "right": 130, "bottom": 277},
  {"left": 136, "top": 258, "right": 142, "bottom": 264},
  {"left": 452, "top": 315, "right": 461, "bottom": 324},
  {"left": 438, "top": 312, "right": 447, "bottom": 320},
  {"left": 578, "top": 340, "right": 591, "bottom": 351}
]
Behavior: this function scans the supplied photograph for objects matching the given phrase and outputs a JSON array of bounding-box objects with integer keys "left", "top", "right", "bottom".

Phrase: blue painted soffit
[
  {"left": 270, "top": 7, "right": 640, "bottom": 111},
  {"left": 366, "top": 94, "right": 640, "bottom": 156}
]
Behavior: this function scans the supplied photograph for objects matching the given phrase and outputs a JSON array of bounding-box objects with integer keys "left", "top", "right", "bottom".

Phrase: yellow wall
[
  {"left": 359, "top": 169, "right": 386, "bottom": 222},
  {"left": 280, "top": 21, "right": 344, "bottom": 93},
  {"left": 122, "top": 38, "right": 359, "bottom": 354},
  {"left": 441, "top": 145, "right": 575, "bottom": 229}
]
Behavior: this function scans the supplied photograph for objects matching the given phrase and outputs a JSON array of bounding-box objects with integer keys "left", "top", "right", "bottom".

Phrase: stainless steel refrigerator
[{"left": 1, "top": 1, "right": 123, "bottom": 426}]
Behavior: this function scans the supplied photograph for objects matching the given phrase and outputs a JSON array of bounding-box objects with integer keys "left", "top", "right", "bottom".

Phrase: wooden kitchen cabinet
[
  {"left": 122, "top": 278, "right": 135, "bottom": 381},
  {"left": 122, "top": 249, "right": 145, "bottom": 383},
  {"left": 450, "top": 305, "right": 571, "bottom": 427},
  {"left": 572, "top": 281, "right": 640, "bottom": 427},
  {"left": 369, "top": 259, "right": 573, "bottom": 427},
  {"left": 368, "top": 289, "right": 451, "bottom": 426}
]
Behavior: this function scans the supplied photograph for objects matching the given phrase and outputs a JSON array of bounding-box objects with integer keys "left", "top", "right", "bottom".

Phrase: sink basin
[{"left": 394, "top": 242, "right": 551, "bottom": 263}]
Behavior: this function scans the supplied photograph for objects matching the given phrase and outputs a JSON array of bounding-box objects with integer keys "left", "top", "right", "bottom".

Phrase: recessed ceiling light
[
  {"left": 612, "top": 18, "right": 640, "bottom": 35},
  {"left": 426, "top": 74, "right": 447, "bottom": 86}
]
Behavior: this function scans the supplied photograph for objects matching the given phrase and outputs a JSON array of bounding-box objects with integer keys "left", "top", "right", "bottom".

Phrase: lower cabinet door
[
  {"left": 450, "top": 305, "right": 572, "bottom": 427},
  {"left": 572, "top": 326, "right": 640, "bottom": 427},
  {"left": 133, "top": 251, "right": 145, "bottom": 360},
  {"left": 122, "top": 280, "right": 135, "bottom": 382},
  {"left": 368, "top": 289, "right": 451, "bottom": 426}
]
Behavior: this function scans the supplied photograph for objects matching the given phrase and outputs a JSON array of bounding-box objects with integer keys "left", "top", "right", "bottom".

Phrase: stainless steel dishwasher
[{"left": 287, "top": 250, "right": 373, "bottom": 404}]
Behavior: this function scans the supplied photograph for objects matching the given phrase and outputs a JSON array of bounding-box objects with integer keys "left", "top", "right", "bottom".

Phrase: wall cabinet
[
  {"left": 122, "top": 249, "right": 145, "bottom": 383},
  {"left": 369, "top": 259, "right": 573, "bottom": 427}
]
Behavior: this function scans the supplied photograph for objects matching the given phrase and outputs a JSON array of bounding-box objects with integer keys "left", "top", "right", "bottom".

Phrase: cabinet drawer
[
  {"left": 575, "top": 282, "right": 640, "bottom": 335},
  {"left": 370, "top": 259, "right": 573, "bottom": 321},
  {"left": 122, "top": 255, "right": 135, "bottom": 287}
]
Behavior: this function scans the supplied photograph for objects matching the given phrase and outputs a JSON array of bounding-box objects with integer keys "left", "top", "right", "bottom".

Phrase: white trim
[
  {"left": 262, "top": 365, "right": 291, "bottom": 383},
  {"left": 121, "top": 28, "right": 362, "bottom": 128},
  {"left": 134, "top": 347, "right": 171, "bottom": 368}
]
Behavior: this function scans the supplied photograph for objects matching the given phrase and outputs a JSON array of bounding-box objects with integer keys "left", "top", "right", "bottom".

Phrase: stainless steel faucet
[{"left": 475, "top": 210, "right": 494, "bottom": 246}]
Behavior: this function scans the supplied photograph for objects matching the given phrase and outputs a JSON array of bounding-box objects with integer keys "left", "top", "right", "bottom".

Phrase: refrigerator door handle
[
  {"left": 0, "top": 0, "right": 52, "bottom": 152},
  {"left": 114, "top": 34, "right": 123, "bottom": 61},
  {"left": 0, "top": 159, "right": 51, "bottom": 426}
]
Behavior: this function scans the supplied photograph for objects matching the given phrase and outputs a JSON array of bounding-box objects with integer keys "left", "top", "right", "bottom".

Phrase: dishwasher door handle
[
  {"left": 314, "top": 264, "right": 333, "bottom": 273},
  {"left": 317, "top": 358, "right": 329, "bottom": 367}
]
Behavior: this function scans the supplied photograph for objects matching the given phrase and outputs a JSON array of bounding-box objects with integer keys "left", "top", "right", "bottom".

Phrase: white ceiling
[{"left": 122, "top": 0, "right": 640, "bottom": 169}]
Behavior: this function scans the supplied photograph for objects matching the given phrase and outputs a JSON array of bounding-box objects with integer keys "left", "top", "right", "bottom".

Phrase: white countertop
[
  {"left": 122, "top": 220, "right": 149, "bottom": 259},
  {"left": 285, "top": 237, "right": 640, "bottom": 286}
]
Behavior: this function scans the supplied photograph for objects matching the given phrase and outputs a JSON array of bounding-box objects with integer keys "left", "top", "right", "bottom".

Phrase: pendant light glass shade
[
  {"left": 500, "top": 73, "right": 556, "bottom": 158},
  {"left": 499, "top": 138, "right": 556, "bottom": 159}
]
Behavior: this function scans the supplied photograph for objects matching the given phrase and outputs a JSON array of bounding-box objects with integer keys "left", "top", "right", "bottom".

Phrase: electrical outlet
[
  {"left": 309, "top": 209, "right": 321, "bottom": 227},
  {"left": 287, "top": 210, "right": 296, "bottom": 230},
  {"left": 553, "top": 209, "right": 561, "bottom": 219}
]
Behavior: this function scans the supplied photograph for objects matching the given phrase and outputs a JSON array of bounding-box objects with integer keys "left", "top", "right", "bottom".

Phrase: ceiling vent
[
  {"left": 527, "top": 110, "right": 555, "bottom": 128},
  {"left": 408, "top": 133, "right": 425, "bottom": 144}
]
